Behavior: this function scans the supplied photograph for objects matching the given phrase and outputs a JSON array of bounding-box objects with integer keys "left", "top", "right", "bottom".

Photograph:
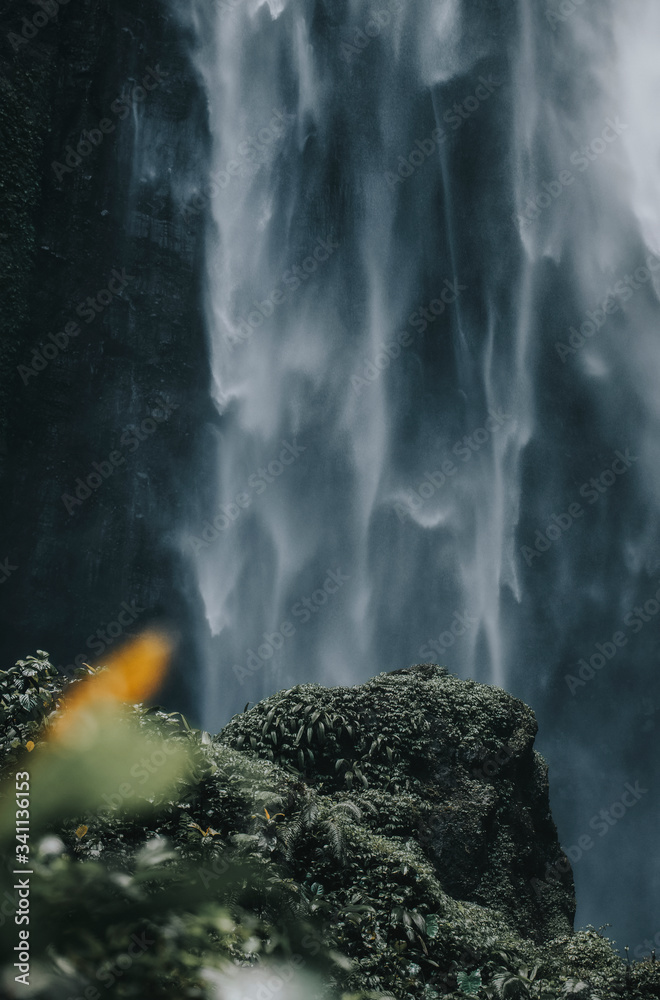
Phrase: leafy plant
[
  {"left": 489, "top": 965, "right": 539, "bottom": 998},
  {"left": 2, "top": 654, "right": 660, "bottom": 1000},
  {"left": 458, "top": 968, "right": 484, "bottom": 996},
  {"left": 0, "top": 651, "right": 91, "bottom": 770},
  {"left": 562, "top": 980, "right": 595, "bottom": 999},
  {"left": 0, "top": 646, "right": 335, "bottom": 998}
]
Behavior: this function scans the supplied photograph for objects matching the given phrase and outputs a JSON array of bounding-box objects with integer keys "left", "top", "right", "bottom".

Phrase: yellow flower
[{"left": 188, "top": 823, "right": 221, "bottom": 838}]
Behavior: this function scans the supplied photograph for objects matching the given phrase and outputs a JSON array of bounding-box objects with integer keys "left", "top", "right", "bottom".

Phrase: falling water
[
  {"left": 183, "top": 0, "right": 519, "bottom": 713},
  {"left": 179, "top": 0, "right": 660, "bottom": 712},
  {"left": 180, "top": 0, "right": 660, "bottom": 945}
]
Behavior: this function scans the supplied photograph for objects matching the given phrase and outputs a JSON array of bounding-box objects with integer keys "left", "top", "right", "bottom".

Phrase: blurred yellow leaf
[
  {"left": 75, "top": 825, "right": 88, "bottom": 839},
  {"left": 0, "top": 632, "right": 193, "bottom": 840},
  {"left": 26, "top": 741, "right": 35, "bottom": 752},
  {"left": 51, "top": 631, "right": 172, "bottom": 741}
]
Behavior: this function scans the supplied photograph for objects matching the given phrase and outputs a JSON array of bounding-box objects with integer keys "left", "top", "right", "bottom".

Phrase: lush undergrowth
[{"left": 0, "top": 651, "right": 658, "bottom": 999}]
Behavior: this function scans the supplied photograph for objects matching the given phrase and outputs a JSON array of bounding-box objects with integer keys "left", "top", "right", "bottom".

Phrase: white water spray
[{"left": 183, "top": 0, "right": 660, "bottom": 736}]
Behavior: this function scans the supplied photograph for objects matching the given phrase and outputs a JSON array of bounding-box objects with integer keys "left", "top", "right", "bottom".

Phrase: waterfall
[
  {"left": 181, "top": 0, "right": 660, "bottom": 945},
  {"left": 183, "top": 0, "right": 523, "bottom": 715}
]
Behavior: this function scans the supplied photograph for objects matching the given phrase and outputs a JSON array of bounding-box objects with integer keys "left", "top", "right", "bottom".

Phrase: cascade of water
[
  {"left": 184, "top": 0, "right": 660, "bottom": 706},
  {"left": 185, "top": 0, "right": 519, "bottom": 719},
  {"left": 181, "top": 0, "right": 660, "bottom": 947}
]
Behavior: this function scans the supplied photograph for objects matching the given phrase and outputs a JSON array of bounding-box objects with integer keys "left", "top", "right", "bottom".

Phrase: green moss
[
  {"left": 213, "top": 664, "right": 658, "bottom": 997},
  {"left": 217, "top": 664, "right": 574, "bottom": 941},
  {"left": 2, "top": 655, "right": 659, "bottom": 999}
]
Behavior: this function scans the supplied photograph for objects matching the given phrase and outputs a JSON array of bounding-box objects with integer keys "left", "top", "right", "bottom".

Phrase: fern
[
  {"left": 321, "top": 817, "right": 345, "bottom": 862},
  {"left": 332, "top": 800, "right": 363, "bottom": 822}
]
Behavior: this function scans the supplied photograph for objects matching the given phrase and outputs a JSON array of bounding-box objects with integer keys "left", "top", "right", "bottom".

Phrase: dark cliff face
[{"left": 0, "top": 0, "right": 210, "bottom": 712}]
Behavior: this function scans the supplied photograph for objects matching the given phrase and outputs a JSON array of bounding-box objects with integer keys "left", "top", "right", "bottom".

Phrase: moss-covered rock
[
  {"left": 3, "top": 654, "right": 659, "bottom": 999},
  {"left": 219, "top": 663, "right": 575, "bottom": 942},
  {"left": 209, "top": 663, "right": 656, "bottom": 997}
]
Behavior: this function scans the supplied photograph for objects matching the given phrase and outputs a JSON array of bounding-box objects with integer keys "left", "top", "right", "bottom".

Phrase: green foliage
[
  {"left": 562, "top": 980, "right": 593, "bottom": 997},
  {"left": 0, "top": 655, "right": 334, "bottom": 998},
  {"left": 489, "top": 964, "right": 538, "bottom": 997},
  {"left": 0, "top": 652, "right": 90, "bottom": 769},
  {"left": 2, "top": 656, "right": 660, "bottom": 999},
  {"left": 457, "top": 968, "right": 483, "bottom": 995},
  {"left": 627, "top": 956, "right": 660, "bottom": 1000},
  {"left": 222, "top": 676, "right": 433, "bottom": 798}
]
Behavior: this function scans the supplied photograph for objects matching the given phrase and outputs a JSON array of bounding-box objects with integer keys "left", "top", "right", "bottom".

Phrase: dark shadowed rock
[{"left": 0, "top": 0, "right": 210, "bottom": 713}]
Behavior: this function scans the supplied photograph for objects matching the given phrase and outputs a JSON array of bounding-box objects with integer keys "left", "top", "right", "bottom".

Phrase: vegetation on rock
[{"left": 0, "top": 652, "right": 658, "bottom": 999}]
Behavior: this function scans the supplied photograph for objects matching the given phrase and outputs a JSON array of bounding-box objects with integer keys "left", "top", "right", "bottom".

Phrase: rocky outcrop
[
  {"left": 4, "top": 653, "right": 657, "bottom": 998},
  {"left": 219, "top": 664, "right": 575, "bottom": 944},
  {"left": 203, "top": 663, "right": 651, "bottom": 996}
]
